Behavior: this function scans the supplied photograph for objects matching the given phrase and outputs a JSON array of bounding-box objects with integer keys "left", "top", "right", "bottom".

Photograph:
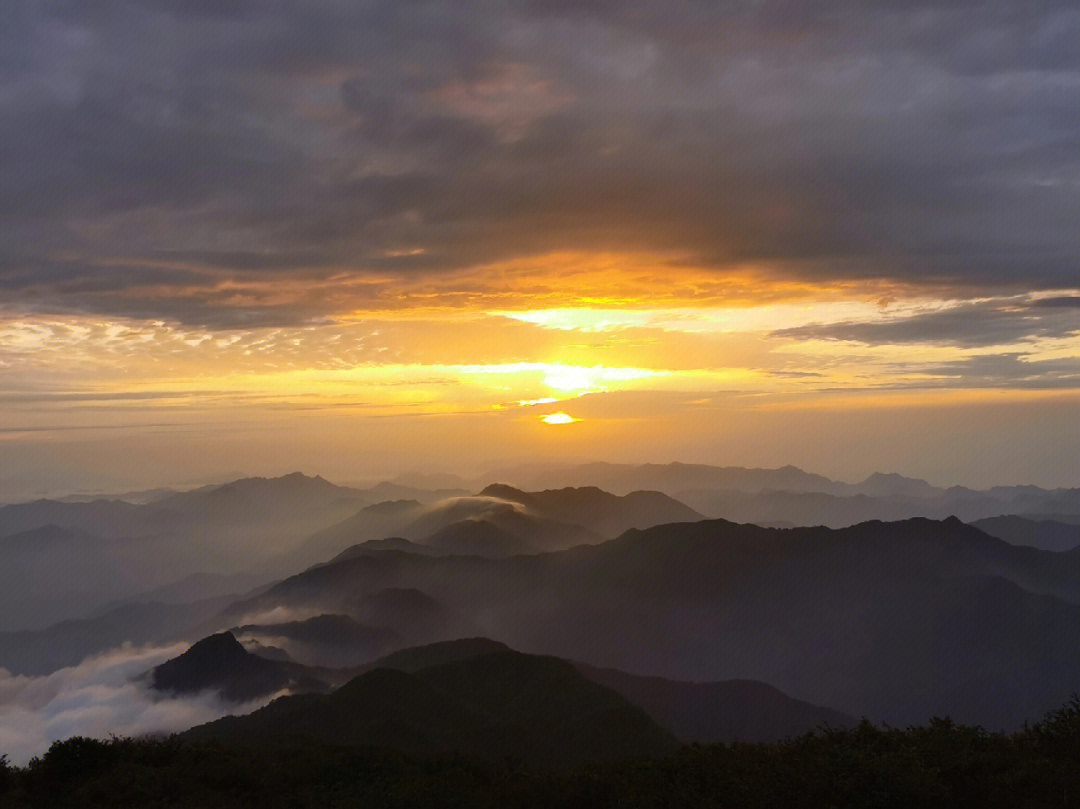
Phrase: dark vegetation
[{"left": 8, "top": 699, "right": 1080, "bottom": 808}]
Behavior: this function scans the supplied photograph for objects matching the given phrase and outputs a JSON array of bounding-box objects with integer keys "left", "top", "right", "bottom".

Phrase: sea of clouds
[{"left": 0, "top": 643, "right": 280, "bottom": 765}]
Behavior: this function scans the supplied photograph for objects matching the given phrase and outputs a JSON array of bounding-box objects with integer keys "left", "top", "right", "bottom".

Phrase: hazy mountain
[
  {"left": 0, "top": 474, "right": 374, "bottom": 629},
  {"left": 0, "top": 599, "right": 233, "bottom": 676},
  {"left": 153, "top": 473, "right": 366, "bottom": 549},
  {"left": 56, "top": 487, "right": 179, "bottom": 505},
  {"left": 224, "top": 517, "right": 1080, "bottom": 727},
  {"left": 0, "top": 499, "right": 160, "bottom": 540},
  {"left": 353, "top": 587, "right": 476, "bottom": 647},
  {"left": 291, "top": 493, "right": 600, "bottom": 566},
  {"left": 389, "top": 471, "right": 474, "bottom": 491},
  {"left": 484, "top": 462, "right": 1080, "bottom": 527},
  {"left": 150, "top": 632, "right": 328, "bottom": 702},
  {"left": 121, "top": 571, "right": 270, "bottom": 606},
  {"left": 972, "top": 516, "right": 1080, "bottom": 552},
  {"left": 0, "top": 473, "right": 365, "bottom": 548},
  {"left": 478, "top": 484, "right": 703, "bottom": 536},
  {"left": 289, "top": 500, "right": 426, "bottom": 566},
  {"left": 355, "top": 481, "right": 467, "bottom": 504},
  {"left": 679, "top": 487, "right": 1080, "bottom": 529},
  {"left": 486, "top": 461, "right": 845, "bottom": 497},
  {"left": 853, "top": 472, "right": 942, "bottom": 499},
  {"left": 424, "top": 519, "right": 538, "bottom": 557},
  {"left": 0, "top": 525, "right": 146, "bottom": 630},
  {"left": 304, "top": 484, "right": 694, "bottom": 564},
  {"left": 574, "top": 665, "right": 855, "bottom": 743},
  {"left": 332, "top": 537, "right": 442, "bottom": 558},
  {"left": 676, "top": 488, "right": 938, "bottom": 528},
  {"left": 356, "top": 637, "right": 513, "bottom": 673},
  {"left": 183, "top": 649, "right": 679, "bottom": 769},
  {"left": 233, "top": 614, "right": 398, "bottom": 667}
]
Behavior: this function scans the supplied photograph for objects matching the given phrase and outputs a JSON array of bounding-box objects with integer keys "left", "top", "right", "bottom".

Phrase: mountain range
[
  {"left": 8, "top": 465, "right": 1080, "bottom": 630},
  {"left": 219, "top": 515, "right": 1080, "bottom": 728},
  {"left": 6, "top": 466, "right": 1080, "bottom": 763},
  {"left": 150, "top": 634, "right": 851, "bottom": 756}
]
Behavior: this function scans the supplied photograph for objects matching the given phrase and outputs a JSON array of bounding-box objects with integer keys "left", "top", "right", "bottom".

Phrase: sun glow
[{"left": 541, "top": 412, "right": 578, "bottom": 425}]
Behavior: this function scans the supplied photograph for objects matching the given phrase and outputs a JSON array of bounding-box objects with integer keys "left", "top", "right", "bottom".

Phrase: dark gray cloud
[
  {"left": 918, "top": 353, "right": 1080, "bottom": 389},
  {"left": 775, "top": 298, "right": 1080, "bottom": 347},
  {"left": 3, "top": 0, "right": 1080, "bottom": 326},
  {"left": 1036, "top": 296, "right": 1080, "bottom": 308}
]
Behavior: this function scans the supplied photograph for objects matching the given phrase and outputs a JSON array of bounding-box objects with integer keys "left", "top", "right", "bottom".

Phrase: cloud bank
[
  {"left": 3, "top": 1, "right": 1080, "bottom": 326},
  {"left": 0, "top": 643, "right": 280, "bottom": 766}
]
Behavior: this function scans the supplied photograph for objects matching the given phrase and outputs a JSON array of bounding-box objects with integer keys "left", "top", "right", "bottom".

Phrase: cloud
[
  {"left": 917, "top": 353, "right": 1080, "bottom": 389},
  {"left": 0, "top": 643, "right": 282, "bottom": 765},
  {"left": 1035, "top": 296, "right": 1080, "bottom": 309},
  {"left": 775, "top": 297, "right": 1080, "bottom": 347},
  {"left": 3, "top": 1, "right": 1080, "bottom": 326}
]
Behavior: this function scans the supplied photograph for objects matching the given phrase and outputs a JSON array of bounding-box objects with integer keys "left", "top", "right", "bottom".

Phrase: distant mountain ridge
[
  {"left": 484, "top": 461, "right": 1080, "bottom": 510},
  {"left": 972, "top": 515, "right": 1080, "bottom": 552},
  {"left": 290, "top": 484, "right": 698, "bottom": 566},
  {"left": 0, "top": 474, "right": 372, "bottom": 626},
  {"left": 225, "top": 516, "right": 1080, "bottom": 728}
]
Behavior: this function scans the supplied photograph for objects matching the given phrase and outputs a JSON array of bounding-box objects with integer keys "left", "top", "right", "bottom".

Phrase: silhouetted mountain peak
[
  {"left": 150, "top": 631, "right": 301, "bottom": 702},
  {"left": 425, "top": 519, "right": 536, "bottom": 556},
  {"left": 479, "top": 483, "right": 530, "bottom": 501},
  {"left": 362, "top": 638, "right": 512, "bottom": 673},
  {"left": 856, "top": 472, "right": 939, "bottom": 499},
  {"left": 153, "top": 631, "right": 249, "bottom": 675}
]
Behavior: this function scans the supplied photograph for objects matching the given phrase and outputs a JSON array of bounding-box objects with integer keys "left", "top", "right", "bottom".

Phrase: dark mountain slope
[
  {"left": 576, "top": 664, "right": 855, "bottom": 743},
  {"left": 359, "top": 638, "right": 512, "bottom": 673},
  {"left": 973, "top": 515, "right": 1080, "bottom": 552},
  {"left": 233, "top": 614, "right": 397, "bottom": 667},
  {"left": 361, "top": 638, "right": 853, "bottom": 743},
  {"left": 424, "top": 519, "right": 538, "bottom": 556},
  {"left": 183, "top": 650, "right": 678, "bottom": 769},
  {"left": 479, "top": 484, "right": 703, "bottom": 537},
  {"left": 150, "top": 632, "right": 328, "bottom": 702}
]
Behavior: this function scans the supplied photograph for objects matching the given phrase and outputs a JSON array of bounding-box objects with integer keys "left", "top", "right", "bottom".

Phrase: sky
[{"left": 2, "top": 0, "right": 1080, "bottom": 496}]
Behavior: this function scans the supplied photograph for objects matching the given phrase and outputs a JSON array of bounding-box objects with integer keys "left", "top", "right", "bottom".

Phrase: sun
[{"left": 541, "top": 412, "right": 579, "bottom": 425}]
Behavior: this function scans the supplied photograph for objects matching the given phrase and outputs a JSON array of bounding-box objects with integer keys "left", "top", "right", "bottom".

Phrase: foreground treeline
[{"left": 6, "top": 701, "right": 1080, "bottom": 808}]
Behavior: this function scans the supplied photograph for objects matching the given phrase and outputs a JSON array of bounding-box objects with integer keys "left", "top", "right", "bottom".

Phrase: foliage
[{"left": 7, "top": 699, "right": 1080, "bottom": 808}]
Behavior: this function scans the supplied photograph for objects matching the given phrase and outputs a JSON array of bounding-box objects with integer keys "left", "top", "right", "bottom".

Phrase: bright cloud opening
[{"left": 541, "top": 412, "right": 578, "bottom": 425}]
